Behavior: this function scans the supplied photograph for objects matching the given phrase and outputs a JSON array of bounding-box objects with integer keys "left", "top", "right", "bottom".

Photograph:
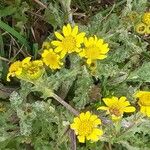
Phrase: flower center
[
  {"left": 138, "top": 94, "right": 150, "bottom": 106},
  {"left": 78, "top": 121, "right": 93, "bottom": 136},
  {"left": 109, "top": 107, "right": 122, "bottom": 117},
  {"left": 62, "top": 36, "right": 76, "bottom": 52},
  {"left": 27, "top": 66, "right": 39, "bottom": 75},
  {"left": 86, "top": 46, "right": 100, "bottom": 59},
  {"left": 139, "top": 26, "right": 145, "bottom": 32},
  {"left": 46, "top": 54, "right": 57, "bottom": 65}
]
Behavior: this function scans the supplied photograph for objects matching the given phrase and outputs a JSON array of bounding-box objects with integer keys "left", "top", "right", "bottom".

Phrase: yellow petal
[
  {"left": 72, "top": 25, "right": 78, "bottom": 36},
  {"left": 89, "top": 37, "right": 94, "bottom": 44},
  {"left": 103, "top": 97, "right": 117, "bottom": 107},
  {"left": 79, "top": 50, "right": 85, "bottom": 57},
  {"left": 134, "top": 91, "right": 145, "bottom": 98},
  {"left": 54, "top": 47, "right": 62, "bottom": 53},
  {"left": 97, "top": 39, "right": 104, "bottom": 45},
  {"left": 42, "top": 50, "right": 49, "bottom": 57},
  {"left": 55, "top": 32, "right": 64, "bottom": 40},
  {"left": 7, "top": 73, "right": 11, "bottom": 81},
  {"left": 111, "top": 115, "right": 122, "bottom": 121},
  {"left": 60, "top": 51, "right": 67, "bottom": 58},
  {"left": 140, "top": 106, "right": 146, "bottom": 115},
  {"left": 74, "top": 117, "right": 81, "bottom": 124},
  {"left": 146, "top": 106, "right": 150, "bottom": 117},
  {"left": 98, "top": 55, "right": 107, "bottom": 60},
  {"left": 79, "top": 112, "right": 85, "bottom": 121},
  {"left": 70, "top": 123, "right": 78, "bottom": 130},
  {"left": 94, "top": 35, "right": 98, "bottom": 42},
  {"left": 85, "top": 111, "right": 91, "bottom": 120},
  {"left": 76, "top": 32, "right": 86, "bottom": 42},
  {"left": 89, "top": 115, "right": 98, "bottom": 121},
  {"left": 51, "top": 40, "right": 61, "bottom": 46},
  {"left": 92, "top": 128, "right": 103, "bottom": 136},
  {"left": 87, "top": 59, "right": 92, "bottom": 65},
  {"left": 122, "top": 101, "right": 130, "bottom": 107},
  {"left": 66, "top": 24, "right": 72, "bottom": 35},
  {"left": 63, "top": 25, "right": 69, "bottom": 36},
  {"left": 87, "top": 129, "right": 103, "bottom": 142},
  {"left": 77, "top": 135, "right": 85, "bottom": 143},
  {"left": 22, "top": 57, "right": 31, "bottom": 67},
  {"left": 119, "top": 96, "right": 127, "bottom": 103},
  {"left": 123, "top": 106, "right": 136, "bottom": 112},
  {"left": 93, "top": 118, "right": 101, "bottom": 126}
]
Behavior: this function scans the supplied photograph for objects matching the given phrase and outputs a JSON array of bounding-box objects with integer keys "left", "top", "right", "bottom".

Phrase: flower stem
[{"left": 52, "top": 93, "right": 79, "bottom": 116}]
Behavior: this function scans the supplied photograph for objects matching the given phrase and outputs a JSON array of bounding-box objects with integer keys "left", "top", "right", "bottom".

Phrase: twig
[
  {"left": 108, "top": 142, "right": 112, "bottom": 150},
  {"left": 33, "top": 0, "right": 47, "bottom": 9},
  {"left": 0, "top": 56, "right": 9, "bottom": 62},
  {"left": 52, "top": 93, "right": 79, "bottom": 116},
  {"left": 69, "top": 129, "right": 76, "bottom": 150}
]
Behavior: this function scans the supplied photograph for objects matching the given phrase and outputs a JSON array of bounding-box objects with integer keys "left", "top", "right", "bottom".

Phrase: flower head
[
  {"left": 70, "top": 111, "right": 103, "bottom": 143},
  {"left": 7, "top": 57, "right": 44, "bottom": 81},
  {"left": 142, "top": 12, "right": 150, "bottom": 25},
  {"left": 7, "top": 61, "right": 22, "bottom": 81},
  {"left": 135, "top": 23, "right": 147, "bottom": 34},
  {"left": 51, "top": 24, "right": 86, "bottom": 58},
  {"left": 22, "top": 57, "right": 44, "bottom": 80},
  {"left": 79, "top": 36, "right": 109, "bottom": 65},
  {"left": 98, "top": 96, "right": 136, "bottom": 120},
  {"left": 42, "top": 49, "right": 63, "bottom": 69},
  {"left": 134, "top": 91, "right": 150, "bottom": 117}
]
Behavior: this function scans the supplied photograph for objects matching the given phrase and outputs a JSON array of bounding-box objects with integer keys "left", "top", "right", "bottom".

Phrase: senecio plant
[{"left": 6, "top": 21, "right": 150, "bottom": 149}]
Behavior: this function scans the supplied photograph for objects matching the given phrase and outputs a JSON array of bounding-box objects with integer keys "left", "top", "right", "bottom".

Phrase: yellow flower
[
  {"left": 146, "top": 25, "right": 150, "bottom": 34},
  {"left": 97, "top": 96, "right": 136, "bottom": 120},
  {"left": 7, "top": 61, "right": 22, "bottom": 81},
  {"left": 22, "top": 57, "right": 31, "bottom": 68},
  {"left": 135, "top": 23, "right": 147, "bottom": 34},
  {"left": 22, "top": 57, "right": 44, "bottom": 80},
  {"left": 142, "top": 12, "right": 150, "bottom": 25},
  {"left": 51, "top": 24, "right": 86, "bottom": 58},
  {"left": 70, "top": 111, "right": 103, "bottom": 143},
  {"left": 42, "top": 49, "right": 63, "bottom": 69},
  {"left": 134, "top": 91, "right": 150, "bottom": 117},
  {"left": 79, "top": 36, "right": 109, "bottom": 65}
]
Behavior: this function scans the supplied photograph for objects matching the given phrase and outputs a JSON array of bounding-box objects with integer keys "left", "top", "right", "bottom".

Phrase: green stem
[{"left": 52, "top": 93, "right": 79, "bottom": 116}]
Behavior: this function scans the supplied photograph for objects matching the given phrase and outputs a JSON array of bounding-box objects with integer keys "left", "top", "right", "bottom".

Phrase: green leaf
[
  {"left": 0, "top": 6, "right": 17, "bottom": 17},
  {"left": 0, "top": 20, "right": 30, "bottom": 50},
  {"left": 73, "top": 66, "right": 93, "bottom": 109},
  {"left": 128, "top": 62, "right": 150, "bottom": 82}
]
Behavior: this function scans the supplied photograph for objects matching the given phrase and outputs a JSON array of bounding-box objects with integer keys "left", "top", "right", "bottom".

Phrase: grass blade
[{"left": 0, "top": 20, "right": 30, "bottom": 50}]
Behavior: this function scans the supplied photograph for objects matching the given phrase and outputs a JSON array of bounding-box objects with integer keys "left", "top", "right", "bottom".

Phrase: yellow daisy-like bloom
[
  {"left": 79, "top": 36, "right": 109, "bottom": 65},
  {"left": 135, "top": 23, "right": 147, "bottom": 34},
  {"left": 51, "top": 24, "right": 86, "bottom": 58},
  {"left": 70, "top": 111, "right": 103, "bottom": 143},
  {"left": 134, "top": 91, "right": 150, "bottom": 117},
  {"left": 97, "top": 96, "right": 136, "bottom": 120},
  {"left": 7, "top": 61, "right": 22, "bottom": 81},
  {"left": 22, "top": 57, "right": 44, "bottom": 80},
  {"left": 142, "top": 12, "right": 150, "bottom": 25},
  {"left": 42, "top": 49, "right": 63, "bottom": 69}
]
